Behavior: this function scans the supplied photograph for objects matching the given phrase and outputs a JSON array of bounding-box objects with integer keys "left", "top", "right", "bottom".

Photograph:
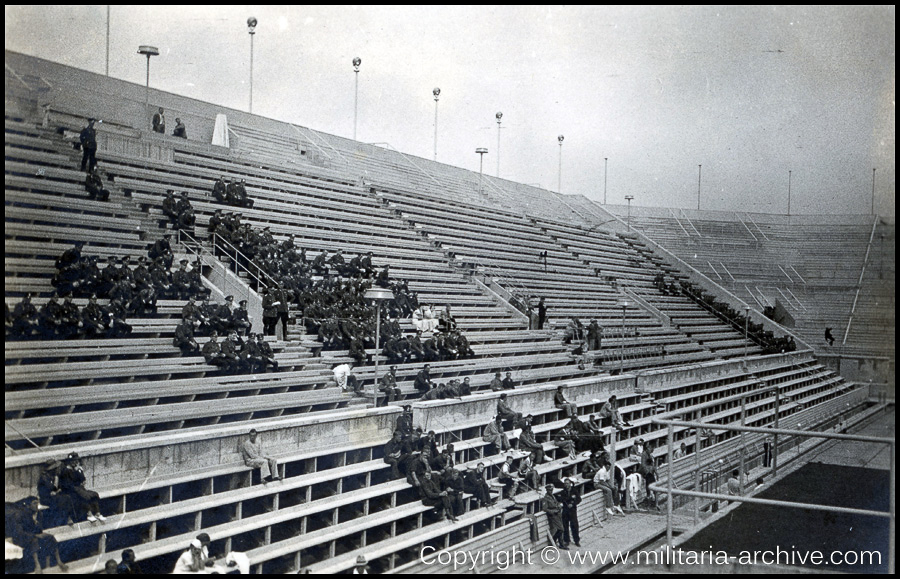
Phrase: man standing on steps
[
  {"left": 537, "top": 296, "right": 547, "bottom": 330},
  {"left": 241, "top": 429, "right": 280, "bottom": 483},
  {"left": 79, "top": 118, "right": 98, "bottom": 172}
]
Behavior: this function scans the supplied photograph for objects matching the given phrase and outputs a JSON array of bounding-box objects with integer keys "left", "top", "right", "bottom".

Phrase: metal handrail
[
  {"left": 176, "top": 229, "right": 256, "bottom": 305},
  {"left": 649, "top": 414, "right": 895, "bottom": 573},
  {"left": 210, "top": 232, "right": 278, "bottom": 291},
  {"left": 842, "top": 215, "right": 880, "bottom": 345}
]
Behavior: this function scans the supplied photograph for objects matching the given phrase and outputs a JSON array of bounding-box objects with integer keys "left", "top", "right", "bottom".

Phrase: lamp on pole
[
  {"left": 353, "top": 57, "right": 362, "bottom": 140},
  {"left": 137, "top": 45, "right": 159, "bottom": 110},
  {"left": 787, "top": 170, "right": 792, "bottom": 216},
  {"left": 247, "top": 17, "right": 257, "bottom": 113},
  {"left": 476, "top": 148, "right": 488, "bottom": 194},
  {"left": 624, "top": 195, "right": 634, "bottom": 231},
  {"left": 604, "top": 157, "right": 608, "bottom": 204},
  {"left": 106, "top": 6, "right": 110, "bottom": 77},
  {"left": 433, "top": 88, "right": 440, "bottom": 161},
  {"left": 871, "top": 168, "right": 876, "bottom": 216},
  {"left": 365, "top": 287, "right": 394, "bottom": 408},
  {"left": 495, "top": 112, "right": 503, "bottom": 177},
  {"left": 697, "top": 164, "right": 702, "bottom": 211},
  {"left": 557, "top": 135, "right": 564, "bottom": 193}
]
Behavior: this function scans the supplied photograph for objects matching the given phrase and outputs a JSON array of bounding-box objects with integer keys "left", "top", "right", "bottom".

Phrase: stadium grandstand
[{"left": 5, "top": 10, "right": 894, "bottom": 576}]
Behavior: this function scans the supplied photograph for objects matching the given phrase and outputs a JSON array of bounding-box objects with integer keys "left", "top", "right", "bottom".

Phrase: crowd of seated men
[
  {"left": 161, "top": 189, "right": 196, "bottom": 231},
  {"left": 172, "top": 294, "right": 274, "bottom": 374},
  {"left": 206, "top": 210, "right": 475, "bottom": 367},
  {"left": 381, "top": 388, "right": 655, "bottom": 523},
  {"left": 211, "top": 175, "right": 255, "bottom": 209},
  {"left": 678, "top": 280, "right": 796, "bottom": 354}
]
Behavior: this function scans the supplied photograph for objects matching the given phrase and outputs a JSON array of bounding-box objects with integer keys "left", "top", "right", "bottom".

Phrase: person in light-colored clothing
[{"left": 241, "top": 429, "right": 280, "bottom": 483}]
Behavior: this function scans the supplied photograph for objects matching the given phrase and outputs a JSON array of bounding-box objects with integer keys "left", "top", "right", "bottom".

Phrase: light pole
[
  {"left": 604, "top": 157, "right": 608, "bottom": 204},
  {"left": 353, "top": 57, "right": 362, "bottom": 140},
  {"left": 697, "top": 164, "right": 702, "bottom": 211},
  {"left": 495, "top": 112, "right": 503, "bottom": 177},
  {"left": 137, "top": 45, "right": 159, "bottom": 110},
  {"left": 247, "top": 17, "right": 257, "bottom": 113},
  {"left": 558, "top": 135, "right": 564, "bottom": 193},
  {"left": 871, "top": 168, "right": 876, "bottom": 215},
  {"left": 365, "top": 287, "right": 394, "bottom": 407},
  {"left": 433, "top": 88, "right": 440, "bottom": 161},
  {"left": 625, "top": 195, "right": 634, "bottom": 231},
  {"left": 787, "top": 170, "right": 792, "bottom": 216},
  {"left": 476, "top": 148, "right": 488, "bottom": 194},
  {"left": 106, "top": 6, "right": 110, "bottom": 77}
]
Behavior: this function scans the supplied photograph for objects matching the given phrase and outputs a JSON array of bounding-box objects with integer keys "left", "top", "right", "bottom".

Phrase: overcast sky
[{"left": 5, "top": 6, "right": 895, "bottom": 220}]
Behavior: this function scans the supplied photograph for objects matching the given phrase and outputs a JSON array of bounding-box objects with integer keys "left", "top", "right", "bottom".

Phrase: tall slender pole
[
  {"left": 872, "top": 168, "right": 876, "bottom": 215},
  {"left": 353, "top": 57, "right": 361, "bottom": 141},
  {"left": 433, "top": 88, "right": 440, "bottom": 161},
  {"left": 247, "top": 18, "right": 257, "bottom": 114},
  {"left": 697, "top": 164, "right": 702, "bottom": 211},
  {"left": 666, "top": 423, "right": 674, "bottom": 549},
  {"left": 787, "top": 170, "right": 792, "bottom": 216},
  {"left": 144, "top": 55, "right": 150, "bottom": 107},
  {"left": 354, "top": 71, "right": 359, "bottom": 140},
  {"left": 603, "top": 157, "right": 608, "bottom": 204},
  {"left": 744, "top": 306, "right": 750, "bottom": 361},
  {"left": 106, "top": 6, "right": 110, "bottom": 77},
  {"left": 558, "top": 137, "right": 564, "bottom": 193},
  {"left": 495, "top": 112, "right": 503, "bottom": 178}
]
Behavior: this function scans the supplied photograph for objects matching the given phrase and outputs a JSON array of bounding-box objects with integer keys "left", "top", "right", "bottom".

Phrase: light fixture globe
[
  {"left": 353, "top": 57, "right": 362, "bottom": 71},
  {"left": 558, "top": 135, "right": 565, "bottom": 144},
  {"left": 433, "top": 87, "right": 441, "bottom": 98},
  {"left": 247, "top": 17, "right": 257, "bottom": 33},
  {"left": 495, "top": 112, "right": 503, "bottom": 121}
]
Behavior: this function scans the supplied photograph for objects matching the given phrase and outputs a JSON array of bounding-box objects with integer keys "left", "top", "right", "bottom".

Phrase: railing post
[
  {"left": 693, "top": 409, "right": 701, "bottom": 525},
  {"left": 666, "top": 423, "right": 674, "bottom": 550},
  {"left": 773, "top": 389, "right": 780, "bottom": 477}
]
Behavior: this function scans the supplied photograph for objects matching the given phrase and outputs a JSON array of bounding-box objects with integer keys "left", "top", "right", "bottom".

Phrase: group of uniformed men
[{"left": 211, "top": 175, "right": 255, "bottom": 209}]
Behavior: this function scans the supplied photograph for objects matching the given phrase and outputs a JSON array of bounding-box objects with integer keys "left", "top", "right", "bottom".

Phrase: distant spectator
[
  {"left": 79, "top": 118, "right": 98, "bottom": 172},
  {"left": 152, "top": 107, "right": 166, "bottom": 134},
  {"left": 490, "top": 372, "right": 503, "bottom": 391},
  {"left": 241, "top": 428, "right": 280, "bottom": 483},
  {"left": 554, "top": 386, "right": 578, "bottom": 418},
  {"left": 383, "top": 431, "right": 407, "bottom": 480},
  {"left": 379, "top": 366, "right": 402, "bottom": 404},
  {"left": 117, "top": 548, "right": 143, "bottom": 574},
  {"left": 6, "top": 496, "right": 68, "bottom": 573},
  {"left": 173, "top": 117, "right": 187, "bottom": 138},
  {"left": 599, "top": 395, "right": 630, "bottom": 430},
  {"left": 172, "top": 539, "right": 204, "bottom": 573},
  {"left": 85, "top": 166, "right": 110, "bottom": 201},
  {"left": 104, "top": 559, "right": 118, "bottom": 573},
  {"left": 483, "top": 415, "right": 510, "bottom": 453},
  {"left": 464, "top": 463, "right": 493, "bottom": 508},
  {"left": 727, "top": 469, "right": 742, "bottom": 498},
  {"left": 501, "top": 371, "right": 516, "bottom": 390},
  {"left": 541, "top": 485, "right": 567, "bottom": 550},
  {"left": 59, "top": 452, "right": 105, "bottom": 523},
  {"left": 497, "top": 393, "right": 522, "bottom": 429},
  {"left": 537, "top": 296, "right": 547, "bottom": 330},
  {"left": 674, "top": 442, "right": 687, "bottom": 459},
  {"left": 824, "top": 327, "right": 835, "bottom": 347},
  {"left": 36, "top": 459, "right": 75, "bottom": 527}
]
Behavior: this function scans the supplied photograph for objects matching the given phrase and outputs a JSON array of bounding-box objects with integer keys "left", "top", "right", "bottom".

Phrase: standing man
[
  {"left": 560, "top": 479, "right": 582, "bottom": 548},
  {"left": 152, "top": 107, "right": 166, "bottom": 134},
  {"left": 537, "top": 296, "right": 547, "bottom": 330},
  {"left": 541, "top": 485, "right": 567, "bottom": 550},
  {"left": 241, "top": 429, "right": 280, "bottom": 483},
  {"left": 79, "top": 118, "right": 98, "bottom": 172}
]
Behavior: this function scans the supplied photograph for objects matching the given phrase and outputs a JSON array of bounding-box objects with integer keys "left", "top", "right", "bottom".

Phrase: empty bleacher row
[{"left": 598, "top": 204, "right": 892, "bottom": 358}]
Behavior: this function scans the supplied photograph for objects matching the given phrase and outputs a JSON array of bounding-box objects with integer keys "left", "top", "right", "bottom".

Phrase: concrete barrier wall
[
  {"left": 5, "top": 407, "right": 400, "bottom": 492},
  {"left": 412, "top": 374, "right": 635, "bottom": 433},
  {"left": 818, "top": 353, "right": 894, "bottom": 385}
]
